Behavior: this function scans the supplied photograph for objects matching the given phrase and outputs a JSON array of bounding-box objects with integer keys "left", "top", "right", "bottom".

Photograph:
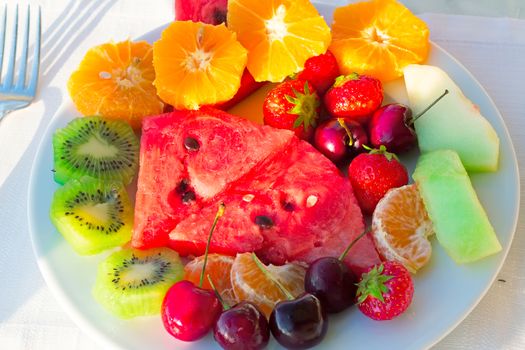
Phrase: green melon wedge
[
  {"left": 404, "top": 64, "right": 499, "bottom": 172},
  {"left": 413, "top": 150, "right": 501, "bottom": 263}
]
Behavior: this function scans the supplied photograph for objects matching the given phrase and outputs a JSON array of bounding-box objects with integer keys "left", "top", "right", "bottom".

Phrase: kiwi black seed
[
  {"left": 50, "top": 176, "right": 133, "bottom": 255},
  {"left": 92, "top": 247, "right": 184, "bottom": 319},
  {"left": 52, "top": 116, "right": 139, "bottom": 185}
]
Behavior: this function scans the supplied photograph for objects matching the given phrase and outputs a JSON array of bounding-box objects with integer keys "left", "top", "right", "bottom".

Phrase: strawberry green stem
[
  {"left": 356, "top": 263, "right": 393, "bottom": 304},
  {"left": 338, "top": 229, "right": 369, "bottom": 261},
  {"left": 207, "top": 274, "right": 230, "bottom": 311},
  {"left": 199, "top": 203, "right": 226, "bottom": 288},
  {"left": 363, "top": 144, "right": 399, "bottom": 162},
  {"left": 411, "top": 89, "right": 449, "bottom": 123},
  {"left": 251, "top": 253, "right": 294, "bottom": 301},
  {"left": 337, "top": 118, "right": 354, "bottom": 146}
]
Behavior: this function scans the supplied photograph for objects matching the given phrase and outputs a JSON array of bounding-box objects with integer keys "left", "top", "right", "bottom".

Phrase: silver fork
[{"left": 0, "top": 5, "right": 41, "bottom": 120}]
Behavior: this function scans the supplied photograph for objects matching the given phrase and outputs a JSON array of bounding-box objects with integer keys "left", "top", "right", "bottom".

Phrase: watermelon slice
[
  {"left": 133, "top": 107, "right": 380, "bottom": 273},
  {"left": 134, "top": 107, "right": 293, "bottom": 248}
]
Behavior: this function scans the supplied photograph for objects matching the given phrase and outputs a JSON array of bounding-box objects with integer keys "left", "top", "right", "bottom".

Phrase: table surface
[{"left": 0, "top": 1, "right": 523, "bottom": 349}]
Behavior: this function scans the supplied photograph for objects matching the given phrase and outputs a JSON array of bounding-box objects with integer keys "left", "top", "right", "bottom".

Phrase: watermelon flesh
[
  {"left": 133, "top": 107, "right": 380, "bottom": 274},
  {"left": 134, "top": 107, "right": 292, "bottom": 248},
  {"left": 175, "top": 0, "right": 227, "bottom": 24}
]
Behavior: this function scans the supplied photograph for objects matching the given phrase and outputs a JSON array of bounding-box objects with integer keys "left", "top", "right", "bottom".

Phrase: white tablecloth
[{"left": 0, "top": 1, "right": 523, "bottom": 349}]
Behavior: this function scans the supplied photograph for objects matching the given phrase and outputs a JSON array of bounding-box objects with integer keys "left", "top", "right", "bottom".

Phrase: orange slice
[
  {"left": 67, "top": 40, "right": 164, "bottom": 129},
  {"left": 184, "top": 254, "right": 237, "bottom": 306},
  {"left": 153, "top": 21, "right": 247, "bottom": 110},
  {"left": 227, "top": 0, "right": 331, "bottom": 82},
  {"left": 230, "top": 253, "right": 306, "bottom": 317},
  {"left": 372, "top": 184, "right": 434, "bottom": 273},
  {"left": 329, "top": 0, "right": 430, "bottom": 82}
]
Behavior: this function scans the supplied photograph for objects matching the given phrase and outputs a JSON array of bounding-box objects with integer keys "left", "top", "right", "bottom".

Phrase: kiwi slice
[
  {"left": 93, "top": 247, "right": 183, "bottom": 319},
  {"left": 50, "top": 176, "right": 133, "bottom": 255},
  {"left": 53, "top": 116, "right": 139, "bottom": 185}
]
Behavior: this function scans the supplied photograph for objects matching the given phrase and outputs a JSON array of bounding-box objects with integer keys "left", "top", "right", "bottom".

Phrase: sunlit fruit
[{"left": 67, "top": 40, "right": 164, "bottom": 129}]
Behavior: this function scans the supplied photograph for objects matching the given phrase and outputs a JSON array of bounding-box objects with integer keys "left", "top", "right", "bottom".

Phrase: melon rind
[
  {"left": 404, "top": 64, "right": 499, "bottom": 172},
  {"left": 413, "top": 149, "right": 502, "bottom": 264}
]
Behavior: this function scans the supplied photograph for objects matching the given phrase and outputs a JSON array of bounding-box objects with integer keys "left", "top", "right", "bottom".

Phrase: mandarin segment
[
  {"left": 227, "top": 0, "right": 331, "bottom": 82},
  {"left": 184, "top": 254, "right": 237, "bottom": 306},
  {"left": 372, "top": 184, "right": 434, "bottom": 273},
  {"left": 230, "top": 253, "right": 306, "bottom": 317},
  {"left": 153, "top": 21, "right": 247, "bottom": 110},
  {"left": 329, "top": 0, "right": 429, "bottom": 82},
  {"left": 67, "top": 40, "right": 164, "bottom": 129}
]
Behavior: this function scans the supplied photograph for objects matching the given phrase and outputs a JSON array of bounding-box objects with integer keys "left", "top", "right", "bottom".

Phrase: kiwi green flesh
[
  {"left": 93, "top": 248, "right": 184, "bottom": 319},
  {"left": 53, "top": 116, "right": 139, "bottom": 185},
  {"left": 50, "top": 176, "right": 133, "bottom": 255}
]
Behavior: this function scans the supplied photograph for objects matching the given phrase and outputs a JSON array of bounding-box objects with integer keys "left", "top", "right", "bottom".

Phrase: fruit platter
[{"left": 28, "top": 0, "right": 519, "bottom": 349}]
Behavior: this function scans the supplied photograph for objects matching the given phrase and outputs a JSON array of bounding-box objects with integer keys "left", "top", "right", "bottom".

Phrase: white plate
[{"left": 28, "top": 3, "right": 520, "bottom": 350}]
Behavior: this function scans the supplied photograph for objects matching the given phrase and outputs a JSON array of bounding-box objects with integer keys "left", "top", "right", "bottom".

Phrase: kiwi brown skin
[
  {"left": 50, "top": 176, "right": 133, "bottom": 255},
  {"left": 52, "top": 116, "right": 139, "bottom": 185},
  {"left": 92, "top": 247, "right": 184, "bottom": 319}
]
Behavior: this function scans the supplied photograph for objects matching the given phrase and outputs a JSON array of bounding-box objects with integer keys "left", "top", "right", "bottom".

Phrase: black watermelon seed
[
  {"left": 282, "top": 201, "right": 295, "bottom": 212},
  {"left": 175, "top": 179, "right": 189, "bottom": 194},
  {"left": 182, "top": 191, "right": 196, "bottom": 204},
  {"left": 184, "top": 137, "right": 200, "bottom": 151},
  {"left": 254, "top": 215, "right": 273, "bottom": 229}
]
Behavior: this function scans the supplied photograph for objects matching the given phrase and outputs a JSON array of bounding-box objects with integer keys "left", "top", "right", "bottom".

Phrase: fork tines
[{"left": 0, "top": 4, "right": 41, "bottom": 98}]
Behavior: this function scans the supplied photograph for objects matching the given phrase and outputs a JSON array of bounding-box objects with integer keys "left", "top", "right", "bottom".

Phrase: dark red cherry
[
  {"left": 304, "top": 257, "right": 358, "bottom": 313},
  {"left": 161, "top": 280, "right": 222, "bottom": 341},
  {"left": 368, "top": 103, "right": 416, "bottom": 153},
  {"left": 304, "top": 230, "right": 367, "bottom": 314},
  {"left": 269, "top": 293, "right": 328, "bottom": 349},
  {"left": 313, "top": 118, "right": 368, "bottom": 163},
  {"left": 213, "top": 301, "right": 270, "bottom": 350},
  {"left": 369, "top": 90, "right": 450, "bottom": 153}
]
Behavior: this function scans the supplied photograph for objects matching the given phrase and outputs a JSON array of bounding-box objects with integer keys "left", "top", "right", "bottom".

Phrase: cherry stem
[
  {"left": 339, "top": 229, "right": 369, "bottom": 261},
  {"left": 251, "top": 253, "right": 295, "bottom": 301},
  {"left": 411, "top": 89, "right": 449, "bottom": 124},
  {"left": 337, "top": 118, "right": 354, "bottom": 146},
  {"left": 199, "top": 203, "right": 226, "bottom": 288},
  {"left": 207, "top": 274, "right": 230, "bottom": 311}
]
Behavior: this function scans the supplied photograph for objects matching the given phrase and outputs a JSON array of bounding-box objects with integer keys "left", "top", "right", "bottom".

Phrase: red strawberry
[
  {"left": 297, "top": 50, "right": 340, "bottom": 95},
  {"left": 263, "top": 79, "right": 320, "bottom": 140},
  {"left": 356, "top": 261, "right": 414, "bottom": 321},
  {"left": 348, "top": 146, "right": 408, "bottom": 215},
  {"left": 324, "top": 73, "right": 383, "bottom": 124}
]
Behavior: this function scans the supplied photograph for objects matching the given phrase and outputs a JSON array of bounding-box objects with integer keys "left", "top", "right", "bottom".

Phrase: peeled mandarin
[
  {"left": 230, "top": 253, "right": 306, "bottom": 318},
  {"left": 184, "top": 254, "right": 237, "bottom": 306},
  {"left": 372, "top": 184, "right": 434, "bottom": 273}
]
